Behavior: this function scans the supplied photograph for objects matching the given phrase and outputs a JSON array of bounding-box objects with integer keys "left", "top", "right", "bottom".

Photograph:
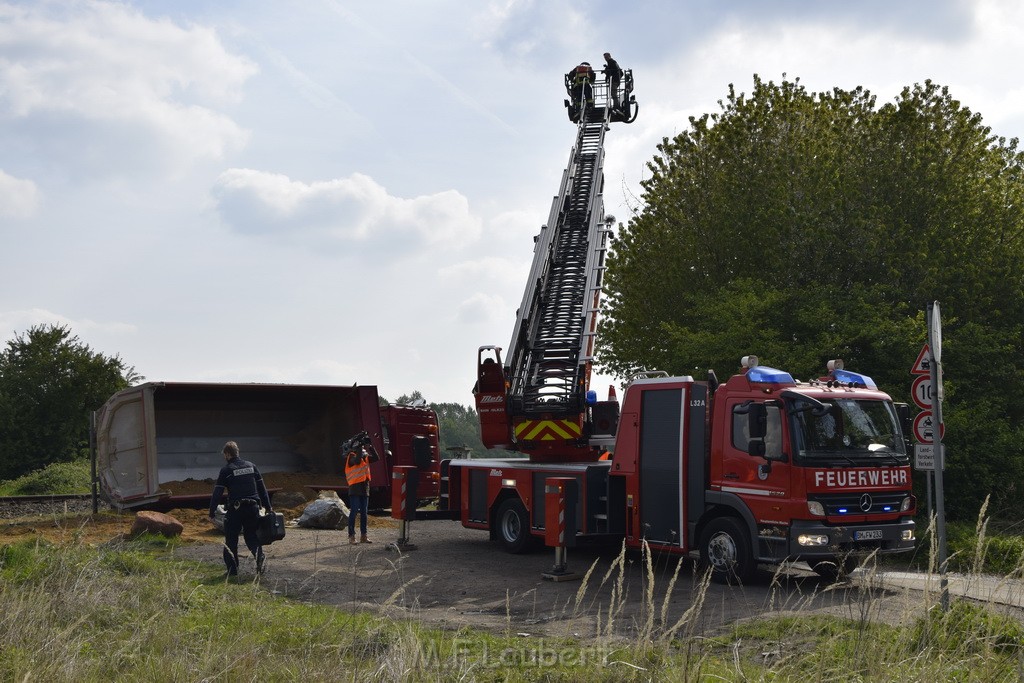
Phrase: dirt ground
[
  {"left": 171, "top": 516, "right": 931, "bottom": 639},
  {"left": 0, "top": 503, "right": 947, "bottom": 639}
]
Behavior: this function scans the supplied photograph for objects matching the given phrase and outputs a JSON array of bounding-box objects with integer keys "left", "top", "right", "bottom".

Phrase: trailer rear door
[{"left": 95, "top": 386, "right": 160, "bottom": 503}]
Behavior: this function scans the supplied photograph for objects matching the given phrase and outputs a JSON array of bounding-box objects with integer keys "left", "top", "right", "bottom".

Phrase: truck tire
[
  {"left": 495, "top": 498, "right": 532, "bottom": 554},
  {"left": 809, "top": 556, "right": 857, "bottom": 582},
  {"left": 699, "top": 517, "right": 756, "bottom": 585}
]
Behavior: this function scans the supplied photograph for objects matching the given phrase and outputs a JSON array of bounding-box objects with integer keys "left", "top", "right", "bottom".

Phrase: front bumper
[{"left": 785, "top": 517, "right": 916, "bottom": 559}]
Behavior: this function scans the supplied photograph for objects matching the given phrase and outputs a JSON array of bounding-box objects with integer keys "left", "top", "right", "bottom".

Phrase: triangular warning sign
[{"left": 911, "top": 344, "right": 931, "bottom": 375}]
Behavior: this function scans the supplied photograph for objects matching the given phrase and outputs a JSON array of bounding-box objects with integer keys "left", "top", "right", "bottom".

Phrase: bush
[{"left": 0, "top": 460, "right": 91, "bottom": 496}]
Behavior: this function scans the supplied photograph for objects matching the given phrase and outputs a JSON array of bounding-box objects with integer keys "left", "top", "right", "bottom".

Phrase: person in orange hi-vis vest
[{"left": 344, "top": 433, "right": 380, "bottom": 545}]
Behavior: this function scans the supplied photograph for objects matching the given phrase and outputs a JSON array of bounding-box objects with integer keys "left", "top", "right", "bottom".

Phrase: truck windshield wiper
[{"left": 871, "top": 452, "right": 906, "bottom": 465}]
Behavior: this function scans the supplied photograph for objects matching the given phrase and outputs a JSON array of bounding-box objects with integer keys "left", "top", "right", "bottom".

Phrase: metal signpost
[{"left": 927, "top": 301, "right": 950, "bottom": 612}]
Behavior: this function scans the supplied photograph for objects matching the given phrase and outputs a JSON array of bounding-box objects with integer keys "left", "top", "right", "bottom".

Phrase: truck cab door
[{"left": 720, "top": 401, "right": 791, "bottom": 516}]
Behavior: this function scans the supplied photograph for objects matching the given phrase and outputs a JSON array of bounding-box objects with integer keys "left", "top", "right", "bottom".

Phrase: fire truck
[{"left": 441, "top": 65, "right": 916, "bottom": 583}]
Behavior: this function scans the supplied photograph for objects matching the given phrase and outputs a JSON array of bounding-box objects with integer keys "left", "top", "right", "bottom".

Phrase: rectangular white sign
[{"left": 915, "top": 443, "right": 944, "bottom": 471}]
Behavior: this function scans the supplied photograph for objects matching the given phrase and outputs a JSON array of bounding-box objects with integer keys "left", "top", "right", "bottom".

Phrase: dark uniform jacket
[{"left": 209, "top": 457, "right": 272, "bottom": 516}]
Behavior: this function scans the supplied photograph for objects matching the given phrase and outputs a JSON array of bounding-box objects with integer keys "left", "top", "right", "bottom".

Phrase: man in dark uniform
[
  {"left": 208, "top": 440, "right": 273, "bottom": 576},
  {"left": 603, "top": 52, "right": 622, "bottom": 109}
]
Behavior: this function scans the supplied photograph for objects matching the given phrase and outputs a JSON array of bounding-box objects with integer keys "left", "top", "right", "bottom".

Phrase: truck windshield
[{"left": 789, "top": 398, "right": 907, "bottom": 463}]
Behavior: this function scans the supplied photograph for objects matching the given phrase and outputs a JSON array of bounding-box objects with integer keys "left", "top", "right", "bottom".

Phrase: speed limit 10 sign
[{"left": 911, "top": 375, "right": 934, "bottom": 409}]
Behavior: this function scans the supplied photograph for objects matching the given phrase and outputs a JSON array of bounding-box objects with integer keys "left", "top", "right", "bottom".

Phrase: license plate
[{"left": 855, "top": 529, "right": 883, "bottom": 541}]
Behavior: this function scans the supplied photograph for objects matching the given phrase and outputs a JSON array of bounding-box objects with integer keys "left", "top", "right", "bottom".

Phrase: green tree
[
  {"left": 601, "top": 76, "right": 1024, "bottom": 521},
  {"left": 0, "top": 324, "right": 141, "bottom": 480},
  {"left": 430, "top": 402, "right": 487, "bottom": 456}
]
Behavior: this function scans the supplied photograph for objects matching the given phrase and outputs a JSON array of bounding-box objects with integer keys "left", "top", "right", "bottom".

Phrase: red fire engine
[{"left": 439, "top": 66, "right": 915, "bottom": 583}]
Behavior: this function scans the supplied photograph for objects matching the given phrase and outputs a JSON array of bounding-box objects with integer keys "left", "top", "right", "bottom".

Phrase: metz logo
[
  {"left": 479, "top": 396, "right": 504, "bottom": 403},
  {"left": 814, "top": 469, "right": 908, "bottom": 488},
  {"left": 489, "top": 469, "right": 503, "bottom": 477}
]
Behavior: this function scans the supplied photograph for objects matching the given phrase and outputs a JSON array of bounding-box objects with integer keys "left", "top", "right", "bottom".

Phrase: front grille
[{"left": 809, "top": 491, "right": 907, "bottom": 515}]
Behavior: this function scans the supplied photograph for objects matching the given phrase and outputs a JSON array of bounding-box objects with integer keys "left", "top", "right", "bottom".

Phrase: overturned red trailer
[{"left": 94, "top": 382, "right": 440, "bottom": 510}]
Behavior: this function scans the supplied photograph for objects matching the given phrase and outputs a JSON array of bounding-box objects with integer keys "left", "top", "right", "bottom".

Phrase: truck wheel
[
  {"left": 495, "top": 498, "right": 532, "bottom": 554},
  {"left": 809, "top": 556, "right": 857, "bottom": 582},
  {"left": 699, "top": 517, "right": 756, "bottom": 585}
]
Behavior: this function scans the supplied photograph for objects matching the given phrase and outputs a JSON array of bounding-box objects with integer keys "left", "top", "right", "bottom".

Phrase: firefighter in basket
[{"left": 564, "top": 61, "right": 595, "bottom": 123}]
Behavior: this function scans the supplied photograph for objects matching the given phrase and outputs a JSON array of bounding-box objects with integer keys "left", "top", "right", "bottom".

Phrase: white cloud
[
  {"left": 473, "top": 0, "right": 591, "bottom": 66},
  {"left": 0, "top": 169, "right": 40, "bottom": 218},
  {"left": 211, "top": 168, "right": 482, "bottom": 254},
  {"left": 194, "top": 358, "right": 364, "bottom": 386},
  {"left": 439, "top": 256, "right": 523, "bottom": 282},
  {"left": 0, "top": 0, "right": 256, "bottom": 176},
  {"left": 455, "top": 291, "right": 507, "bottom": 324},
  {"left": 0, "top": 308, "right": 136, "bottom": 346}
]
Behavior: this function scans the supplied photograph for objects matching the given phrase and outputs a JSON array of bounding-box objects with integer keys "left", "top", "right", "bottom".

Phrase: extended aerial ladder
[{"left": 474, "top": 66, "right": 637, "bottom": 462}]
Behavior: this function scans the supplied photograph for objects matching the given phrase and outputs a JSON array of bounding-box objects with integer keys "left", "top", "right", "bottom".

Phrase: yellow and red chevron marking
[{"left": 514, "top": 419, "right": 582, "bottom": 441}]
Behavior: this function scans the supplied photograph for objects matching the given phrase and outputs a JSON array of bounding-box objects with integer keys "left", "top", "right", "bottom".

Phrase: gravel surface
[{"left": 173, "top": 517, "right": 929, "bottom": 639}]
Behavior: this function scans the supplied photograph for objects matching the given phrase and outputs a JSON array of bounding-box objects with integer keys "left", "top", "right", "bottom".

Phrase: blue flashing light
[
  {"left": 586, "top": 390, "right": 597, "bottom": 405},
  {"left": 746, "top": 365, "right": 795, "bottom": 384},
  {"left": 832, "top": 368, "right": 877, "bottom": 389},
  {"left": 883, "top": 506, "right": 893, "bottom": 512},
  {"left": 838, "top": 508, "right": 849, "bottom": 514}
]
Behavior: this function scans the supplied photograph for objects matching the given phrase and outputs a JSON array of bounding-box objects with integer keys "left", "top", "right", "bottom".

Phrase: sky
[{"left": 1, "top": 0, "right": 1022, "bottom": 407}]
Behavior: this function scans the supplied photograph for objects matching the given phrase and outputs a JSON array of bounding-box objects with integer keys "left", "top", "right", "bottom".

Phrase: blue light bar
[
  {"left": 838, "top": 508, "right": 848, "bottom": 514},
  {"left": 747, "top": 365, "right": 795, "bottom": 384},
  {"left": 832, "top": 368, "right": 877, "bottom": 389}
]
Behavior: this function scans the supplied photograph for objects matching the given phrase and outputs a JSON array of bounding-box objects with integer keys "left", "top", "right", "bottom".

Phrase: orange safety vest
[{"left": 345, "top": 450, "right": 371, "bottom": 486}]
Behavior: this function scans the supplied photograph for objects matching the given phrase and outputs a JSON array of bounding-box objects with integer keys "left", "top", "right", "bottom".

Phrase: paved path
[{"left": 865, "top": 570, "right": 1024, "bottom": 608}]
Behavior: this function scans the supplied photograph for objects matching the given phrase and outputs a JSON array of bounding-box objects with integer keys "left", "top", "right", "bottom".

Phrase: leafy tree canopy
[
  {"left": 0, "top": 324, "right": 141, "bottom": 480},
  {"left": 600, "top": 76, "right": 1024, "bottom": 520}
]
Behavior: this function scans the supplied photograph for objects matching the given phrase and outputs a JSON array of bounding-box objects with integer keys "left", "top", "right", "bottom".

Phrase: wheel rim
[
  {"left": 501, "top": 509, "right": 521, "bottom": 543},
  {"left": 707, "top": 531, "right": 738, "bottom": 572}
]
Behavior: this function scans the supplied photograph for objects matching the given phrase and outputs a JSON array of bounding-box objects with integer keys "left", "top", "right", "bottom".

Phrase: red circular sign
[
  {"left": 913, "top": 410, "right": 944, "bottom": 443},
  {"left": 911, "top": 375, "right": 934, "bottom": 409}
]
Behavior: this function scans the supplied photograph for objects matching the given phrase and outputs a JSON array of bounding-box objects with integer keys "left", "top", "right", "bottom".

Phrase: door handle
[{"left": 723, "top": 472, "right": 740, "bottom": 480}]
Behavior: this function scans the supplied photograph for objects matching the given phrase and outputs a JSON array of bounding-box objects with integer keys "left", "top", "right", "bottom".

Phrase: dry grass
[{"left": 2, "top": 505, "right": 1024, "bottom": 681}]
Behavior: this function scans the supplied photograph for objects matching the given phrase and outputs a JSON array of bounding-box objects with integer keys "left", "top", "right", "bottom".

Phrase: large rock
[
  {"left": 296, "top": 492, "right": 350, "bottom": 529},
  {"left": 131, "top": 510, "right": 184, "bottom": 538}
]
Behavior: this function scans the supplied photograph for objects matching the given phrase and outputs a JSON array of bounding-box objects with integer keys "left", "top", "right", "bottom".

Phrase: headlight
[
  {"left": 901, "top": 529, "right": 915, "bottom": 541},
  {"left": 798, "top": 534, "right": 829, "bottom": 546},
  {"left": 807, "top": 501, "right": 825, "bottom": 516},
  {"left": 900, "top": 496, "right": 912, "bottom": 512}
]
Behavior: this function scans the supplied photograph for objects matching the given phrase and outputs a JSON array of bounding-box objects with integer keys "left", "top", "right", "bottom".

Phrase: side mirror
[
  {"left": 747, "top": 403, "right": 767, "bottom": 439},
  {"left": 747, "top": 439, "right": 766, "bottom": 458}
]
